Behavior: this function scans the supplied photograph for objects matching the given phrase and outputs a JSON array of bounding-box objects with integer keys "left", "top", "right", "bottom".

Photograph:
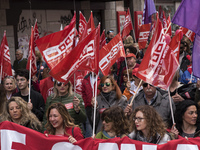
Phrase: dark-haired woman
[
  {"left": 96, "top": 106, "right": 129, "bottom": 139},
  {"left": 44, "top": 103, "right": 84, "bottom": 143},
  {"left": 91, "top": 75, "right": 127, "bottom": 133}
]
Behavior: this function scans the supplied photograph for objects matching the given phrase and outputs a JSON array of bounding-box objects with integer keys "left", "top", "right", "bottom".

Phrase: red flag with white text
[
  {"left": 169, "top": 30, "right": 183, "bottom": 62},
  {"left": 121, "top": 8, "right": 133, "bottom": 39},
  {"left": 0, "top": 31, "right": 12, "bottom": 80},
  {"left": 181, "top": 27, "right": 195, "bottom": 42},
  {"left": 99, "top": 33, "right": 126, "bottom": 76},
  {"left": 26, "top": 21, "right": 39, "bottom": 76},
  {"left": 49, "top": 27, "right": 99, "bottom": 82},
  {"left": 99, "top": 30, "right": 106, "bottom": 50},
  {"left": 79, "top": 11, "right": 95, "bottom": 42},
  {"left": 36, "top": 13, "right": 76, "bottom": 70},
  {"left": 138, "top": 24, "right": 151, "bottom": 49},
  {"left": 136, "top": 15, "right": 179, "bottom": 90},
  {"left": 79, "top": 11, "right": 87, "bottom": 39}
]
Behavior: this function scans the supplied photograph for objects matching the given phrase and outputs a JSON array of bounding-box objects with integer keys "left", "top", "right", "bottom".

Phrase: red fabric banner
[
  {"left": 138, "top": 24, "right": 151, "bottom": 49},
  {"left": 136, "top": 15, "right": 179, "bottom": 90},
  {"left": 0, "top": 31, "right": 12, "bottom": 80},
  {"left": 79, "top": 11, "right": 95, "bottom": 42},
  {"left": 99, "top": 30, "right": 106, "bottom": 50},
  {"left": 166, "top": 14, "right": 172, "bottom": 36},
  {"left": 121, "top": 8, "right": 133, "bottom": 39},
  {"left": 181, "top": 27, "right": 195, "bottom": 42},
  {"left": 26, "top": 22, "right": 39, "bottom": 76},
  {"left": 99, "top": 33, "right": 125, "bottom": 76},
  {"left": 1, "top": 121, "right": 200, "bottom": 150},
  {"left": 169, "top": 30, "right": 183, "bottom": 62},
  {"left": 79, "top": 11, "right": 87, "bottom": 39},
  {"left": 36, "top": 13, "right": 76, "bottom": 70},
  {"left": 49, "top": 26, "right": 99, "bottom": 82},
  {"left": 39, "top": 76, "right": 54, "bottom": 103}
]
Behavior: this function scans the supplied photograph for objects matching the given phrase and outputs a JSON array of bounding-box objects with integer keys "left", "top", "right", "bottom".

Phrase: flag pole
[
  {"left": 164, "top": 22, "right": 172, "bottom": 36},
  {"left": 0, "top": 31, "right": 6, "bottom": 83},
  {"left": 167, "top": 87, "right": 175, "bottom": 125},
  {"left": 92, "top": 74, "right": 98, "bottom": 136},
  {"left": 124, "top": 56, "right": 130, "bottom": 82},
  {"left": 130, "top": 79, "right": 143, "bottom": 105}
]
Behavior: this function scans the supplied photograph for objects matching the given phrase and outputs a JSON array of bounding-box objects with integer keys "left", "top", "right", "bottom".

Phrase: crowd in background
[{"left": 0, "top": 28, "right": 200, "bottom": 145}]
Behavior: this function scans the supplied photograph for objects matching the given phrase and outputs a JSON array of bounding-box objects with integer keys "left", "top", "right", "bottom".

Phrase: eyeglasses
[
  {"left": 5, "top": 76, "right": 14, "bottom": 79},
  {"left": 143, "top": 83, "right": 153, "bottom": 88},
  {"left": 57, "top": 82, "right": 67, "bottom": 87},
  {"left": 103, "top": 117, "right": 112, "bottom": 123},
  {"left": 100, "top": 82, "right": 111, "bottom": 87},
  {"left": 133, "top": 117, "right": 145, "bottom": 122},
  {"left": 123, "top": 74, "right": 128, "bottom": 77}
]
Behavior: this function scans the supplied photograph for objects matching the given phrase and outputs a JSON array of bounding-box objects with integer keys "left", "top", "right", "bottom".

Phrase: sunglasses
[
  {"left": 104, "top": 117, "right": 112, "bottom": 123},
  {"left": 143, "top": 83, "right": 153, "bottom": 87},
  {"left": 123, "top": 74, "right": 128, "bottom": 77},
  {"left": 100, "top": 82, "right": 111, "bottom": 87},
  {"left": 57, "top": 82, "right": 67, "bottom": 87}
]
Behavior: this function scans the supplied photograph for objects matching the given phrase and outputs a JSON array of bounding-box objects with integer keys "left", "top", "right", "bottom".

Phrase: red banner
[
  {"left": 36, "top": 13, "right": 76, "bottom": 70},
  {"left": 0, "top": 31, "right": 12, "bottom": 80},
  {"left": 169, "top": 30, "right": 183, "bottom": 62},
  {"left": 166, "top": 14, "right": 172, "bottom": 36},
  {"left": 79, "top": 11, "right": 87, "bottom": 39},
  {"left": 121, "top": 8, "right": 133, "bottom": 39},
  {"left": 79, "top": 11, "right": 95, "bottom": 42},
  {"left": 137, "top": 15, "right": 179, "bottom": 90},
  {"left": 181, "top": 27, "right": 195, "bottom": 42},
  {"left": 49, "top": 26, "right": 99, "bottom": 82},
  {"left": 99, "top": 33, "right": 125, "bottom": 76},
  {"left": 138, "top": 24, "right": 151, "bottom": 49},
  {"left": 1, "top": 121, "right": 200, "bottom": 150},
  {"left": 26, "top": 22, "right": 39, "bottom": 76},
  {"left": 99, "top": 30, "right": 106, "bottom": 50}
]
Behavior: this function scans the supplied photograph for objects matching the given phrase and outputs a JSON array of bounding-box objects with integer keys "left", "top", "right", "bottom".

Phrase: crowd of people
[{"left": 0, "top": 28, "right": 200, "bottom": 145}]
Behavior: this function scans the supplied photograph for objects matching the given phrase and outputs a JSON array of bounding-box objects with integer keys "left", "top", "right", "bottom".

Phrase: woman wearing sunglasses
[
  {"left": 129, "top": 105, "right": 172, "bottom": 144},
  {"left": 44, "top": 103, "right": 84, "bottom": 143},
  {"left": 43, "top": 80, "right": 86, "bottom": 131},
  {"left": 95, "top": 106, "right": 129, "bottom": 139},
  {"left": 91, "top": 75, "right": 127, "bottom": 133}
]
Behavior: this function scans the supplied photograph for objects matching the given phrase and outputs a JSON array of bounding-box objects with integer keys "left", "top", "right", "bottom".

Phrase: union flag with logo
[{"left": 138, "top": 23, "right": 151, "bottom": 49}]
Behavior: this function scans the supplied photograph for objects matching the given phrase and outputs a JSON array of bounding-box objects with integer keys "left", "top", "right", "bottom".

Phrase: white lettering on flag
[
  {"left": 176, "top": 144, "right": 198, "bottom": 150},
  {"left": 98, "top": 143, "right": 119, "bottom": 150}
]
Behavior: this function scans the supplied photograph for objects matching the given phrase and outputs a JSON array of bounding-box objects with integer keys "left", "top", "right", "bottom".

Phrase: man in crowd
[
  {"left": 106, "top": 30, "right": 114, "bottom": 43},
  {"left": 13, "top": 49, "right": 27, "bottom": 72},
  {"left": 13, "top": 69, "right": 45, "bottom": 121},
  {"left": 125, "top": 82, "right": 175, "bottom": 126}
]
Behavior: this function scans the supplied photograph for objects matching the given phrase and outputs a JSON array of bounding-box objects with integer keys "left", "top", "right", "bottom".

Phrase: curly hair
[
  {"left": 101, "top": 106, "right": 129, "bottom": 136},
  {"left": 129, "top": 105, "right": 167, "bottom": 140},
  {"left": 45, "top": 103, "right": 77, "bottom": 135},
  {"left": 52, "top": 80, "right": 73, "bottom": 99},
  {"left": 175, "top": 100, "right": 198, "bottom": 134},
  {"left": 98, "top": 75, "right": 122, "bottom": 100},
  {"left": 2, "top": 96, "right": 42, "bottom": 131}
]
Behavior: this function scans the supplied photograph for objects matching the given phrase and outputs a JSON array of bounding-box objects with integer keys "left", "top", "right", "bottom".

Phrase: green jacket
[
  {"left": 96, "top": 131, "right": 127, "bottom": 139},
  {"left": 43, "top": 93, "right": 86, "bottom": 131}
]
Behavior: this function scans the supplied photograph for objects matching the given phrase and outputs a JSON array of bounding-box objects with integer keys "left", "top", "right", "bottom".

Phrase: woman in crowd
[
  {"left": 120, "top": 69, "right": 132, "bottom": 93},
  {"left": 174, "top": 100, "right": 200, "bottom": 138},
  {"left": 43, "top": 80, "right": 86, "bottom": 131},
  {"left": 0, "top": 84, "right": 7, "bottom": 115},
  {"left": 95, "top": 106, "right": 129, "bottom": 139},
  {"left": 3, "top": 76, "right": 17, "bottom": 100},
  {"left": 0, "top": 96, "right": 42, "bottom": 131},
  {"left": 91, "top": 75, "right": 127, "bottom": 133},
  {"left": 44, "top": 103, "right": 84, "bottom": 143},
  {"left": 129, "top": 105, "right": 171, "bottom": 144}
]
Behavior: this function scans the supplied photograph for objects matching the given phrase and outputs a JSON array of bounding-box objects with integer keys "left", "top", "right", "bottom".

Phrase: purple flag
[
  {"left": 172, "top": 0, "right": 200, "bottom": 36},
  {"left": 193, "top": 34, "right": 200, "bottom": 78},
  {"left": 142, "top": 0, "right": 156, "bottom": 24}
]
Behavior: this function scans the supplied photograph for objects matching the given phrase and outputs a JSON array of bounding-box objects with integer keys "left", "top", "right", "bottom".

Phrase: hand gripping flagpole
[
  {"left": 167, "top": 87, "right": 175, "bottom": 125},
  {"left": 130, "top": 79, "right": 143, "bottom": 105},
  {"left": 92, "top": 74, "right": 98, "bottom": 136}
]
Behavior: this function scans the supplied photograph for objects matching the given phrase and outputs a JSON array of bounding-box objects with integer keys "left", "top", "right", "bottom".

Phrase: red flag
[
  {"left": 181, "top": 27, "right": 195, "bottom": 42},
  {"left": 26, "top": 21, "right": 39, "bottom": 76},
  {"left": 49, "top": 26, "right": 99, "bottom": 82},
  {"left": 99, "top": 33, "right": 125, "bottom": 76},
  {"left": 162, "top": 11, "right": 168, "bottom": 32},
  {"left": 121, "top": 8, "right": 133, "bottom": 39},
  {"left": 36, "top": 13, "right": 76, "bottom": 70},
  {"left": 0, "top": 31, "right": 12, "bottom": 81},
  {"left": 79, "top": 11, "right": 95, "bottom": 42},
  {"left": 166, "top": 14, "right": 172, "bottom": 36},
  {"left": 138, "top": 24, "right": 151, "bottom": 49},
  {"left": 79, "top": 11, "right": 87, "bottom": 39},
  {"left": 99, "top": 30, "right": 106, "bottom": 50},
  {"left": 136, "top": 15, "right": 179, "bottom": 90},
  {"left": 169, "top": 30, "right": 183, "bottom": 62}
]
